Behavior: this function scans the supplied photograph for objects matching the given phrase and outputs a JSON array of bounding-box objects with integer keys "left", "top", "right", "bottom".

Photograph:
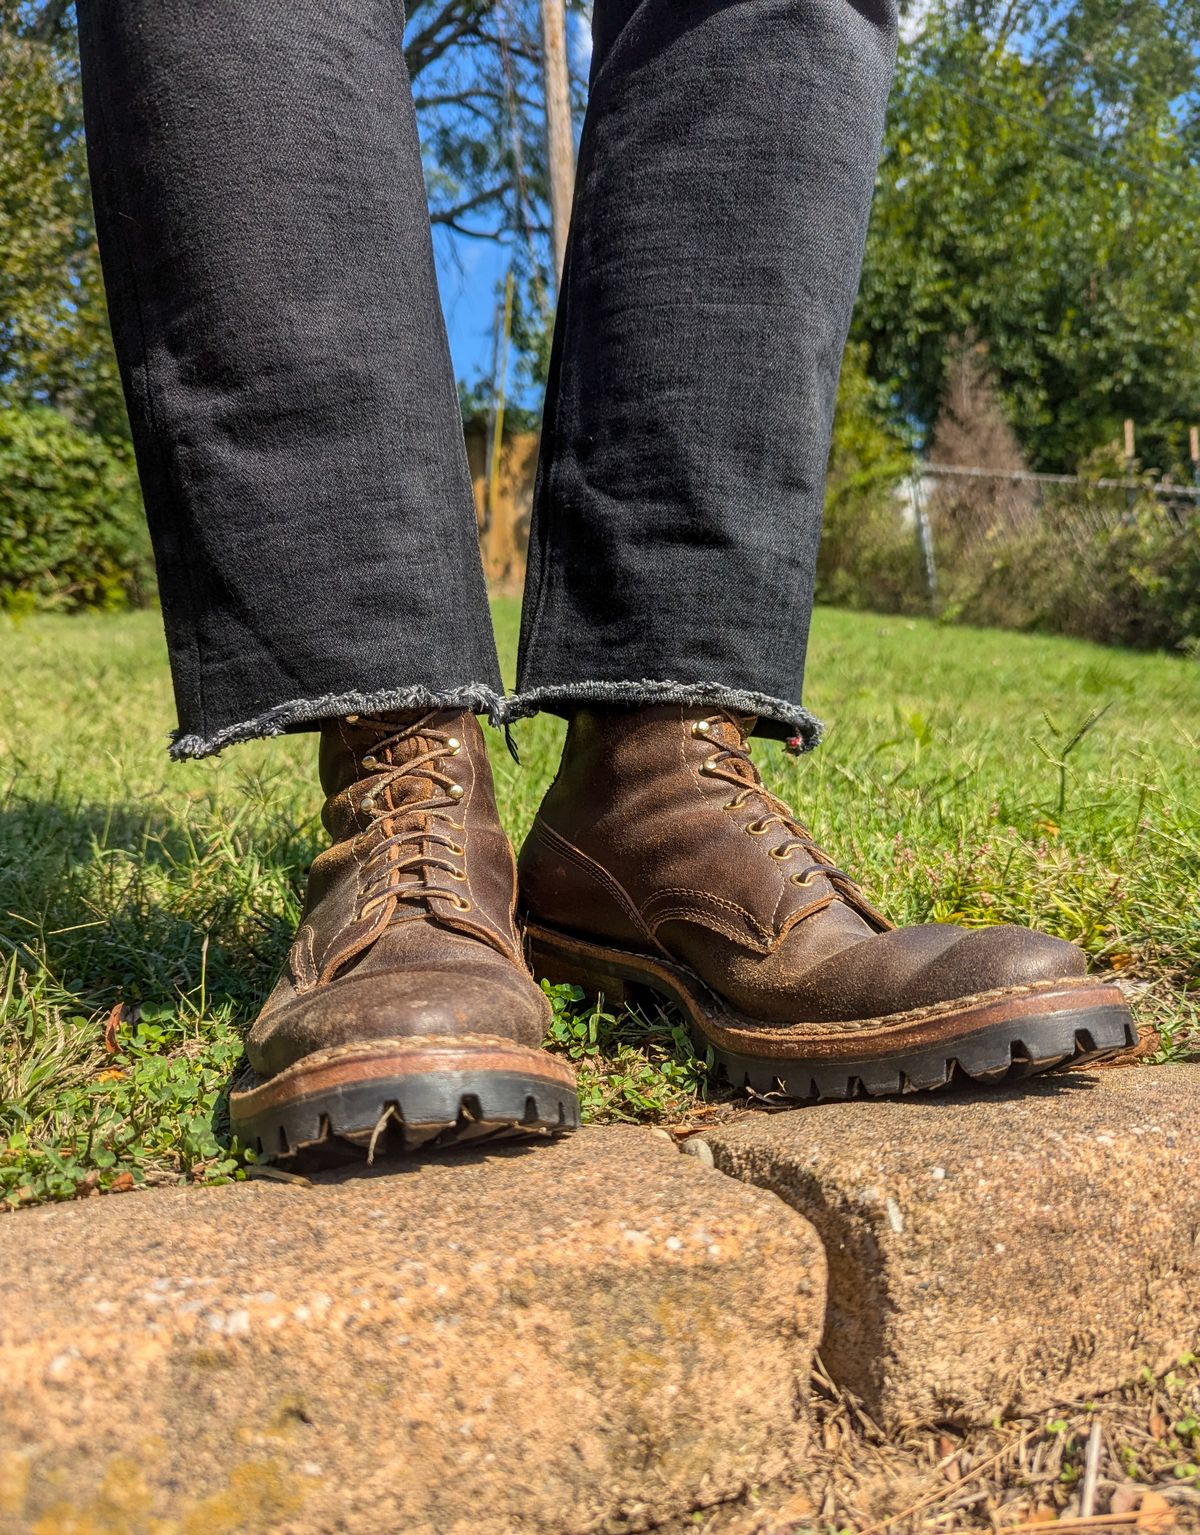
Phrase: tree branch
[
  {"left": 415, "top": 88, "right": 542, "bottom": 114},
  {"left": 429, "top": 184, "right": 510, "bottom": 221},
  {"left": 431, "top": 218, "right": 508, "bottom": 238},
  {"left": 405, "top": 0, "right": 491, "bottom": 79},
  {"left": 475, "top": 28, "right": 542, "bottom": 65}
]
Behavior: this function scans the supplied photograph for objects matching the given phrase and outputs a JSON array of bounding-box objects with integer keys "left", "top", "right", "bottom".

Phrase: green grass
[{"left": 2, "top": 600, "right": 1197, "bottom": 1207}]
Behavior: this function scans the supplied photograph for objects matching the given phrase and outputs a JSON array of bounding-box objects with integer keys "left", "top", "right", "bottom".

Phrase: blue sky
[
  {"left": 433, "top": 228, "right": 510, "bottom": 392},
  {"left": 427, "top": 9, "right": 592, "bottom": 398}
]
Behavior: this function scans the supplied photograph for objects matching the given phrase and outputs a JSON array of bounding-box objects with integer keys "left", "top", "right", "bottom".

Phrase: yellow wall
[{"left": 464, "top": 425, "right": 539, "bottom": 592}]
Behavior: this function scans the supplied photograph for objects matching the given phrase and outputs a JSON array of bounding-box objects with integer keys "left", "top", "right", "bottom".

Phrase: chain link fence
[{"left": 886, "top": 464, "right": 1200, "bottom": 649}]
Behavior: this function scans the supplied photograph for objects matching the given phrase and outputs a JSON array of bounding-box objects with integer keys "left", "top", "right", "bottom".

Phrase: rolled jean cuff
[
  {"left": 168, "top": 683, "right": 509, "bottom": 761},
  {"left": 499, "top": 680, "right": 823, "bottom": 752}
]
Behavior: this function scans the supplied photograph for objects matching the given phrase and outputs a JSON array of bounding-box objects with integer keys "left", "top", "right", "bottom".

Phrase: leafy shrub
[
  {"left": 819, "top": 343, "right": 1200, "bottom": 653},
  {"left": 816, "top": 343, "right": 923, "bottom": 613},
  {"left": 0, "top": 404, "right": 154, "bottom": 612},
  {"left": 929, "top": 488, "right": 1200, "bottom": 653},
  {"left": 1085, "top": 506, "right": 1200, "bottom": 652}
]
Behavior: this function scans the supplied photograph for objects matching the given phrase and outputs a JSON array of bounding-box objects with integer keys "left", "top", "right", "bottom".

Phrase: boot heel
[{"left": 524, "top": 924, "right": 635, "bottom": 1009}]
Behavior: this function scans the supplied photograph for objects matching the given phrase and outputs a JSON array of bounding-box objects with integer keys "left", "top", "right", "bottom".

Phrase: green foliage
[
  {"left": 819, "top": 342, "right": 1200, "bottom": 651},
  {"left": 925, "top": 485, "right": 1200, "bottom": 652},
  {"left": 1, "top": 600, "right": 1196, "bottom": 1208},
  {"left": 0, "top": 13, "right": 127, "bottom": 440},
  {"left": 2, "top": 970, "right": 246, "bottom": 1206},
  {"left": 817, "top": 342, "right": 922, "bottom": 613},
  {"left": 541, "top": 980, "right": 714, "bottom": 1122},
  {"left": 858, "top": 1, "right": 1200, "bottom": 471},
  {"left": 0, "top": 405, "right": 154, "bottom": 611},
  {"left": 0, "top": 13, "right": 151, "bottom": 615},
  {"left": 1089, "top": 506, "right": 1200, "bottom": 652},
  {"left": 457, "top": 377, "right": 543, "bottom": 437}
]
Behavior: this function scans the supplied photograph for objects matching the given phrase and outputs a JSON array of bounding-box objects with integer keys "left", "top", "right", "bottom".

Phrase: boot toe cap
[
  {"left": 248, "top": 961, "right": 551, "bottom": 1078},
  {"left": 922, "top": 923, "right": 1087, "bottom": 999},
  {"left": 744, "top": 920, "right": 1087, "bottom": 1024}
]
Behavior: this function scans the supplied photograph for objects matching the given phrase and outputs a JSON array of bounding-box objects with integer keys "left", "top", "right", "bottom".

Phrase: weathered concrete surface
[
  {"left": 700, "top": 1065, "right": 1200, "bottom": 1428},
  {"left": 0, "top": 1128, "right": 825, "bottom": 1535}
]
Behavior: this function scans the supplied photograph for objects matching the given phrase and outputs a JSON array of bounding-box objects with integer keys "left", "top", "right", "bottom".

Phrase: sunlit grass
[{"left": 2, "top": 600, "right": 1197, "bottom": 1206}]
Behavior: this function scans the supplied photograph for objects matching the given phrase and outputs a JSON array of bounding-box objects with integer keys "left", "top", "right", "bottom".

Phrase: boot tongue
[
  {"left": 365, "top": 718, "right": 450, "bottom": 819},
  {"left": 704, "top": 711, "right": 756, "bottom": 748},
  {"left": 731, "top": 711, "right": 757, "bottom": 741},
  {"left": 319, "top": 711, "right": 452, "bottom": 825}
]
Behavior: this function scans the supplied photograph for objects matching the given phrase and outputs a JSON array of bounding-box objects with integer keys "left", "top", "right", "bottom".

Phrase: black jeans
[{"left": 77, "top": 0, "right": 896, "bottom": 760}]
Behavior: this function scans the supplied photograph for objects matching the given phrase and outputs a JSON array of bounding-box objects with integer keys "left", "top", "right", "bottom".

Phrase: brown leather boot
[
  {"left": 231, "top": 710, "right": 578, "bottom": 1163},
  {"left": 519, "top": 706, "right": 1134, "bottom": 1100}
]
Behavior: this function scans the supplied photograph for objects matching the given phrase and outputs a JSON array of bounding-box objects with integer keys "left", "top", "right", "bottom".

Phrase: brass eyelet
[
  {"left": 361, "top": 753, "right": 380, "bottom": 770},
  {"left": 745, "top": 820, "right": 770, "bottom": 836},
  {"left": 447, "top": 783, "right": 465, "bottom": 802},
  {"left": 447, "top": 841, "right": 465, "bottom": 856},
  {"left": 698, "top": 761, "right": 716, "bottom": 776},
  {"left": 691, "top": 720, "right": 712, "bottom": 737},
  {"left": 446, "top": 737, "right": 461, "bottom": 754},
  {"left": 451, "top": 895, "right": 471, "bottom": 911},
  {"left": 345, "top": 713, "right": 360, "bottom": 724},
  {"left": 791, "top": 870, "right": 820, "bottom": 888},
  {"left": 768, "top": 845, "right": 794, "bottom": 861},
  {"left": 450, "top": 869, "right": 467, "bottom": 882}
]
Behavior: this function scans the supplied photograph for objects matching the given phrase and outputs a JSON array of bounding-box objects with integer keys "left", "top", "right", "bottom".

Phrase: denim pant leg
[
  {"left": 77, "top": 0, "right": 503, "bottom": 760},
  {"left": 510, "top": 0, "right": 898, "bottom": 750}
]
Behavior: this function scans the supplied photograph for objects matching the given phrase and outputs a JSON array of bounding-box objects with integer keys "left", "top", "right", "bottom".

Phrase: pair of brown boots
[{"left": 231, "top": 708, "right": 1133, "bottom": 1164}]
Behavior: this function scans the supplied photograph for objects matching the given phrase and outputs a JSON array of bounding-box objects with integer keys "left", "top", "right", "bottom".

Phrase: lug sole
[
  {"left": 524, "top": 921, "right": 1137, "bottom": 1103},
  {"left": 230, "top": 1037, "right": 581, "bottom": 1169}
]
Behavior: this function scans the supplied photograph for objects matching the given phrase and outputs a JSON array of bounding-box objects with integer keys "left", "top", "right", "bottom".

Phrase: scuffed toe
[{"left": 921, "top": 924, "right": 1087, "bottom": 1000}]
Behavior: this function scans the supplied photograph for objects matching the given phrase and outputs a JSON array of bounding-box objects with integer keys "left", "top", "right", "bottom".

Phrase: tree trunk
[{"left": 539, "top": 0, "right": 575, "bottom": 289}]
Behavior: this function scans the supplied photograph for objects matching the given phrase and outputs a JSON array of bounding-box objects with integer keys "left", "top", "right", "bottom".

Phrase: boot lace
[
  {"left": 348, "top": 713, "right": 473, "bottom": 921},
  {"left": 692, "top": 711, "right": 863, "bottom": 898}
]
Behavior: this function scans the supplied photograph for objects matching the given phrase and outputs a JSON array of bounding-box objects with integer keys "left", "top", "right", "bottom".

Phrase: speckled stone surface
[
  {"left": 0, "top": 1127, "right": 825, "bottom": 1535},
  {"left": 700, "top": 1065, "right": 1200, "bottom": 1428}
]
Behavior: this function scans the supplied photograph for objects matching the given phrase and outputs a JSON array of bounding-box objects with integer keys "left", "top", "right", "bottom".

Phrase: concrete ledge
[
  {"left": 0, "top": 1129, "right": 825, "bottom": 1535},
  {"left": 700, "top": 1065, "right": 1200, "bottom": 1428}
]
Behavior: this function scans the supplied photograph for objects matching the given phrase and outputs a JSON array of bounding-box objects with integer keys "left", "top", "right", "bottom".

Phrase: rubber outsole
[
  {"left": 712, "top": 1002, "right": 1135, "bottom": 1099},
  {"left": 230, "top": 1041, "right": 581, "bottom": 1169},
  {"left": 524, "top": 920, "right": 1137, "bottom": 1103}
]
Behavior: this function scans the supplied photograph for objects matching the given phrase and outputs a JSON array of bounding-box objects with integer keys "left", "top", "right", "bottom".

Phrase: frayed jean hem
[
  {"left": 499, "top": 680, "right": 823, "bottom": 752},
  {"left": 168, "top": 683, "right": 509, "bottom": 760}
]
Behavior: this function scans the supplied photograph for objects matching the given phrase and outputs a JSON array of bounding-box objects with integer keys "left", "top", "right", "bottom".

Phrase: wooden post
[
  {"left": 1123, "top": 418, "right": 1136, "bottom": 516},
  {"left": 481, "top": 297, "right": 503, "bottom": 537},
  {"left": 1189, "top": 425, "right": 1199, "bottom": 484},
  {"left": 487, "top": 269, "right": 515, "bottom": 525},
  {"left": 540, "top": 0, "right": 575, "bottom": 289},
  {"left": 911, "top": 467, "right": 938, "bottom": 610}
]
